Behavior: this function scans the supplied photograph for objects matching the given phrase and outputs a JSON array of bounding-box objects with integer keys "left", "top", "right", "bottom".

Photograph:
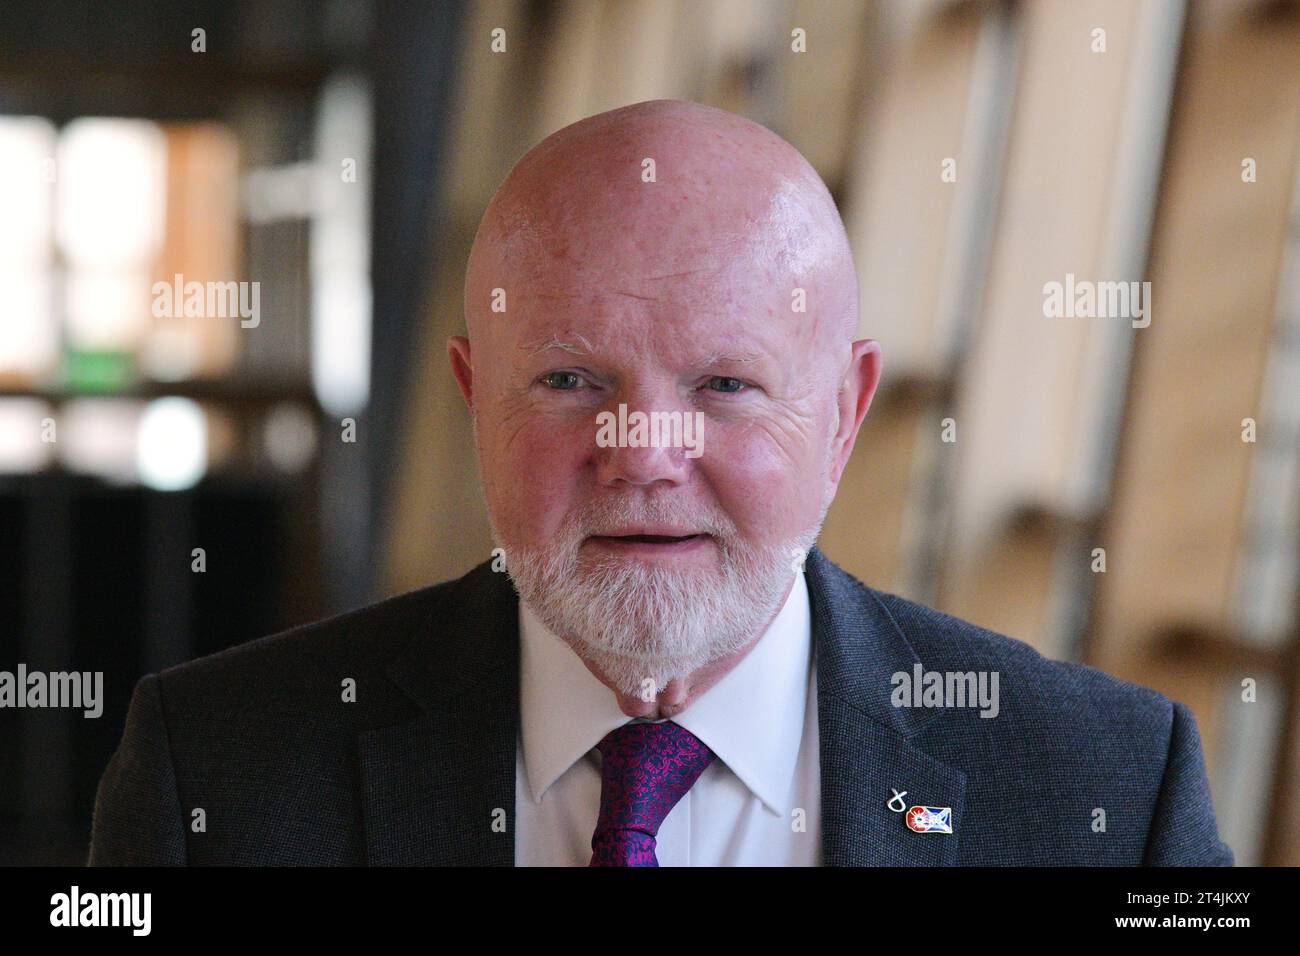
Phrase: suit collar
[
  {"left": 359, "top": 548, "right": 966, "bottom": 866},
  {"left": 358, "top": 561, "right": 519, "bottom": 865},
  {"left": 805, "top": 547, "right": 966, "bottom": 865},
  {"left": 805, "top": 546, "right": 945, "bottom": 738},
  {"left": 383, "top": 560, "right": 520, "bottom": 708}
]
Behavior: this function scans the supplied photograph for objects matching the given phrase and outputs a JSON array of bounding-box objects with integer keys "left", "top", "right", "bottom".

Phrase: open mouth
[{"left": 587, "top": 532, "right": 710, "bottom": 551}]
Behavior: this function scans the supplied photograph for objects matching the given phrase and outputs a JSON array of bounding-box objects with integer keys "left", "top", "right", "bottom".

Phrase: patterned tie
[{"left": 589, "top": 720, "right": 716, "bottom": 867}]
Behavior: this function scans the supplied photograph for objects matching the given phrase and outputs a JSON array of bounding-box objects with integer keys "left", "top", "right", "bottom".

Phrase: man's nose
[
  {"left": 597, "top": 440, "right": 690, "bottom": 488},
  {"left": 592, "top": 392, "right": 694, "bottom": 489}
]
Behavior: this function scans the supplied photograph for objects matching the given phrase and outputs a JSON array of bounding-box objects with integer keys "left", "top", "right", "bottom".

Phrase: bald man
[{"left": 89, "top": 100, "right": 1231, "bottom": 867}]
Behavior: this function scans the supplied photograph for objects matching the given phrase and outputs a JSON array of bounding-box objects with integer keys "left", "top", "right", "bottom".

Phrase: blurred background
[{"left": 0, "top": 0, "right": 1295, "bottom": 866}]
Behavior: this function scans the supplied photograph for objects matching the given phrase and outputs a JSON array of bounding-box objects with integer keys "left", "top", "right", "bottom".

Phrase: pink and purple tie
[{"left": 589, "top": 720, "right": 716, "bottom": 867}]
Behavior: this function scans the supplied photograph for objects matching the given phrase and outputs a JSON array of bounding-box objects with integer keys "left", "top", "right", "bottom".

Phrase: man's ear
[
  {"left": 448, "top": 336, "right": 474, "bottom": 410},
  {"left": 829, "top": 339, "right": 883, "bottom": 486}
]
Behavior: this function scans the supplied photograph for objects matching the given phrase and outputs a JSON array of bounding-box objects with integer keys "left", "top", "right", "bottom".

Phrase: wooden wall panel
[
  {"left": 1088, "top": 0, "right": 1300, "bottom": 829},
  {"left": 940, "top": 0, "right": 1150, "bottom": 655}
]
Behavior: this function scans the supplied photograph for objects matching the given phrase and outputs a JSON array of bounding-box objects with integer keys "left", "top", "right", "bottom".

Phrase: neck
[{"left": 578, "top": 575, "right": 797, "bottom": 720}]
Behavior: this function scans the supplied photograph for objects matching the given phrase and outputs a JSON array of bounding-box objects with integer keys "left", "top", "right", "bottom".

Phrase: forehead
[
  {"left": 514, "top": 317, "right": 784, "bottom": 368},
  {"left": 504, "top": 182, "right": 822, "bottom": 325},
  {"left": 492, "top": 223, "right": 835, "bottom": 379},
  {"left": 495, "top": 168, "right": 831, "bottom": 281},
  {"left": 507, "top": 284, "right": 806, "bottom": 370}
]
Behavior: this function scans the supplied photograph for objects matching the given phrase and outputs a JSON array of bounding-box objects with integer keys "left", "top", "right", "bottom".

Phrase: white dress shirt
[{"left": 514, "top": 570, "right": 821, "bottom": 866}]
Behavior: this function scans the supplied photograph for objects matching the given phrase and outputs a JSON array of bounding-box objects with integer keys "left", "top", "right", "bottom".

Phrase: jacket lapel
[
  {"left": 358, "top": 561, "right": 519, "bottom": 865},
  {"left": 807, "top": 547, "right": 967, "bottom": 865}
]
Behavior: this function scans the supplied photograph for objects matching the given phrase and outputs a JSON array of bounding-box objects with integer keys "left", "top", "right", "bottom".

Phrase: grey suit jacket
[{"left": 88, "top": 546, "right": 1233, "bottom": 865}]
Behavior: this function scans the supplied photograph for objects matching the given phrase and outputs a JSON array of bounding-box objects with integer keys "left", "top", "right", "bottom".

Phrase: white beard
[{"left": 494, "top": 495, "right": 828, "bottom": 699}]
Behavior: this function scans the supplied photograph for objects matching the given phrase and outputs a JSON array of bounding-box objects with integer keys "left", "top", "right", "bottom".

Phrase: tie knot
[{"left": 590, "top": 720, "right": 716, "bottom": 866}]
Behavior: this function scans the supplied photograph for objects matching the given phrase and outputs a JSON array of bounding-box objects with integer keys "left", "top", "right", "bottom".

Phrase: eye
[
  {"left": 705, "top": 376, "right": 747, "bottom": 394},
  {"left": 541, "top": 371, "right": 587, "bottom": 390}
]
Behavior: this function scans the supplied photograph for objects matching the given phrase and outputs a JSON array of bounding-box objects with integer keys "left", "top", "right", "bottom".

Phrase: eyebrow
[
  {"left": 700, "top": 350, "right": 762, "bottom": 366},
  {"left": 520, "top": 334, "right": 594, "bottom": 357}
]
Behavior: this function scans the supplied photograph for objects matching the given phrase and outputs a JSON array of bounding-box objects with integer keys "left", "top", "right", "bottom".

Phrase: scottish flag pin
[{"left": 905, "top": 805, "right": 953, "bottom": 834}]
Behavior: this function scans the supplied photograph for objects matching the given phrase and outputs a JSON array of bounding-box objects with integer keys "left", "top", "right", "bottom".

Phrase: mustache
[{"left": 569, "top": 498, "right": 736, "bottom": 538}]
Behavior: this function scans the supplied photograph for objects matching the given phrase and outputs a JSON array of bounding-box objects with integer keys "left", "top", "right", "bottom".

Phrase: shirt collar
[{"left": 519, "top": 571, "right": 813, "bottom": 816}]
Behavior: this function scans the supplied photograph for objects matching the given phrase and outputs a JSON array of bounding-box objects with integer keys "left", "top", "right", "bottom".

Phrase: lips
[{"left": 590, "top": 532, "right": 704, "bottom": 544}]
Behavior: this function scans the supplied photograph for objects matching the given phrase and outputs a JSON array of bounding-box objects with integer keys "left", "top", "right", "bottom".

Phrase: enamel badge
[{"left": 905, "top": 805, "right": 953, "bottom": 834}]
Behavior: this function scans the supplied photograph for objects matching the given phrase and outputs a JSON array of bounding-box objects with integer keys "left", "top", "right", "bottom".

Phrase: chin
[{"left": 532, "top": 567, "right": 777, "bottom": 688}]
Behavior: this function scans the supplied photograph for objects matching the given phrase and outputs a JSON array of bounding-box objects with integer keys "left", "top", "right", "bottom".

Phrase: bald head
[{"left": 465, "top": 99, "right": 858, "bottom": 350}]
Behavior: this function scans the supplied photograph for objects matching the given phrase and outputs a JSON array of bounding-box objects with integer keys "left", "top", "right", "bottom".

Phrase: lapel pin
[
  {"left": 887, "top": 789, "right": 908, "bottom": 813},
  {"left": 906, "top": 805, "right": 953, "bottom": 834}
]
